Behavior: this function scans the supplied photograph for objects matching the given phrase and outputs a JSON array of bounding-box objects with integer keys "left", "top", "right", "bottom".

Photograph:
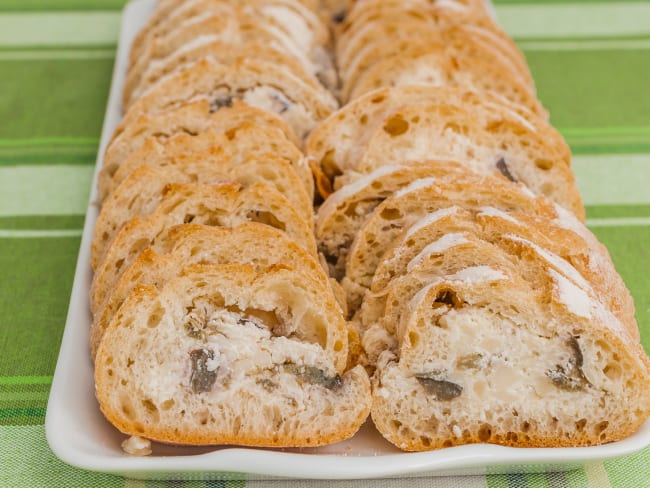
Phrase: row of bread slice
[
  {"left": 313, "top": 157, "right": 650, "bottom": 450},
  {"left": 333, "top": 0, "right": 541, "bottom": 112},
  {"left": 92, "top": 108, "right": 371, "bottom": 448},
  {"left": 92, "top": 2, "right": 372, "bottom": 448},
  {"left": 120, "top": 0, "right": 339, "bottom": 141},
  {"left": 307, "top": 85, "right": 583, "bottom": 224}
]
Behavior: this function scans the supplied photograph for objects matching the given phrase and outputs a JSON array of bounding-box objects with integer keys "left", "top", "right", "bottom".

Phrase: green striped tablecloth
[{"left": 1, "top": 0, "right": 649, "bottom": 486}]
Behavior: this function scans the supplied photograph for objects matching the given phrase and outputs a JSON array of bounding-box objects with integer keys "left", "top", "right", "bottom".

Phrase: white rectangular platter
[{"left": 45, "top": 0, "right": 650, "bottom": 480}]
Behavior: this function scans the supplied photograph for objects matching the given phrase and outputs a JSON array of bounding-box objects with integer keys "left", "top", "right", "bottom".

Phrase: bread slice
[
  {"left": 95, "top": 264, "right": 371, "bottom": 446},
  {"left": 367, "top": 205, "right": 636, "bottom": 335},
  {"left": 121, "top": 58, "right": 338, "bottom": 140},
  {"left": 127, "top": 8, "right": 330, "bottom": 105},
  {"left": 370, "top": 262, "right": 650, "bottom": 450},
  {"left": 129, "top": 0, "right": 329, "bottom": 72},
  {"left": 92, "top": 160, "right": 314, "bottom": 267},
  {"left": 91, "top": 222, "right": 334, "bottom": 360},
  {"left": 105, "top": 99, "right": 299, "bottom": 177},
  {"left": 351, "top": 103, "right": 582, "bottom": 218},
  {"left": 91, "top": 182, "right": 318, "bottom": 306},
  {"left": 340, "top": 26, "right": 534, "bottom": 102},
  {"left": 306, "top": 86, "right": 565, "bottom": 186},
  {"left": 98, "top": 124, "right": 311, "bottom": 204},
  {"left": 337, "top": 9, "right": 505, "bottom": 71},
  {"left": 341, "top": 174, "right": 562, "bottom": 311},
  {"left": 347, "top": 47, "right": 544, "bottom": 116},
  {"left": 125, "top": 41, "right": 328, "bottom": 109},
  {"left": 315, "top": 161, "right": 469, "bottom": 280}
]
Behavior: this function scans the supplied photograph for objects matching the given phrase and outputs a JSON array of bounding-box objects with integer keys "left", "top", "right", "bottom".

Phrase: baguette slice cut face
[
  {"left": 93, "top": 159, "right": 314, "bottom": 267},
  {"left": 121, "top": 58, "right": 338, "bottom": 140},
  {"left": 99, "top": 123, "right": 310, "bottom": 203},
  {"left": 367, "top": 205, "right": 635, "bottom": 332},
  {"left": 371, "top": 265, "right": 650, "bottom": 450},
  {"left": 105, "top": 99, "right": 300, "bottom": 177},
  {"left": 306, "top": 86, "right": 566, "bottom": 186},
  {"left": 352, "top": 103, "right": 582, "bottom": 218},
  {"left": 91, "top": 182, "right": 318, "bottom": 310},
  {"left": 315, "top": 161, "right": 469, "bottom": 279},
  {"left": 91, "top": 222, "right": 335, "bottom": 360},
  {"left": 341, "top": 174, "right": 562, "bottom": 311},
  {"left": 95, "top": 264, "right": 371, "bottom": 447},
  {"left": 127, "top": 10, "right": 328, "bottom": 106},
  {"left": 125, "top": 40, "right": 328, "bottom": 109},
  {"left": 340, "top": 27, "right": 534, "bottom": 103},
  {"left": 346, "top": 46, "right": 544, "bottom": 118}
]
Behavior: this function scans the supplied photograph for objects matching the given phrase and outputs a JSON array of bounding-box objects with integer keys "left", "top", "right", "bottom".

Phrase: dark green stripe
[
  {"left": 0, "top": 237, "right": 82, "bottom": 378},
  {"left": 0, "top": 215, "right": 85, "bottom": 230},
  {"left": 591, "top": 225, "right": 650, "bottom": 356},
  {"left": 0, "top": 152, "right": 97, "bottom": 165},
  {"left": 526, "top": 49, "right": 650, "bottom": 131},
  {"left": 0, "top": 59, "right": 114, "bottom": 140},
  {"left": 586, "top": 205, "right": 650, "bottom": 220},
  {"left": 0, "top": 407, "right": 46, "bottom": 426},
  {"left": 0, "top": 1, "right": 127, "bottom": 11}
]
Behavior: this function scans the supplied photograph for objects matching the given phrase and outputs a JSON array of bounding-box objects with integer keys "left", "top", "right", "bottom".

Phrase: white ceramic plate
[{"left": 45, "top": 0, "right": 650, "bottom": 480}]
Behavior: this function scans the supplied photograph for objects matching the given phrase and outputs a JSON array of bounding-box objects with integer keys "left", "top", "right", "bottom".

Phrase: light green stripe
[
  {"left": 0, "top": 425, "right": 123, "bottom": 484},
  {"left": 0, "top": 391, "right": 49, "bottom": 402},
  {"left": 524, "top": 473, "right": 550, "bottom": 488},
  {"left": 498, "top": 3, "right": 650, "bottom": 39},
  {"left": 0, "top": 376, "right": 52, "bottom": 386},
  {"left": 0, "top": 48, "right": 114, "bottom": 60},
  {"left": 0, "top": 229, "right": 83, "bottom": 238},
  {"left": 564, "top": 467, "right": 590, "bottom": 487},
  {"left": 586, "top": 217, "right": 650, "bottom": 227},
  {"left": 573, "top": 154, "right": 650, "bottom": 206},
  {"left": 584, "top": 463, "right": 612, "bottom": 487},
  {"left": 519, "top": 38, "right": 650, "bottom": 50},
  {"left": 0, "top": 12, "right": 120, "bottom": 47},
  {"left": 0, "top": 165, "right": 93, "bottom": 217}
]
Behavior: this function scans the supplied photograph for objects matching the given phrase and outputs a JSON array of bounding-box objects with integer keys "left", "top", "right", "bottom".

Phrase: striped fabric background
[{"left": 0, "top": 0, "right": 649, "bottom": 486}]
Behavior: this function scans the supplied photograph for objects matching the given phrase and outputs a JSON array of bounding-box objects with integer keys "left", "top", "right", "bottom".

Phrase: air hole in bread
[
  {"left": 321, "top": 149, "right": 341, "bottom": 180},
  {"left": 134, "top": 422, "right": 145, "bottom": 434},
  {"left": 603, "top": 363, "right": 622, "bottom": 380},
  {"left": 576, "top": 418, "right": 587, "bottom": 431},
  {"left": 129, "top": 238, "right": 151, "bottom": 258},
  {"left": 115, "top": 258, "right": 125, "bottom": 271},
  {"left": 371, "top": 95, "right": 386, "bottom": 104},
  {"left": 383, "top": 114, "right": 409, "bottom": 137},
  {"left": 522, "top": 421, "right": 531, "bottom": 432},
  {"left": 432, "top": 289, "right": 462, "bottom": 309},
  {"left": 408, "top": 331, "right": 420, "bottom": 347},
  {"left": 107, "top": 369, "right": 114, "bottom": 377},
  {"left": 102, "top": 231, "right": 109, "bottom": 243},
  {"left": 148, "top": 305, "right": 164, "bottom": 329},
  {"left": 380, "top": 207, "right": 402, "bottom": 220},
  {"left": 595, "top": 421, "right": 609, "bottom": 435},
  {"left": 478, "top": 424, "right": 492, "bottom": 442},
  {"left": 142, "top": 399, "right": 159, "bottom": 422},
  {"left": 535, "top": 159, "right": 553, "bottom": 171},
  {"left": 360, "top": 114, "right": 368, "bottom": 125},
  {"left": 245, "top": 210, "right": 286, "bottom": 231}
]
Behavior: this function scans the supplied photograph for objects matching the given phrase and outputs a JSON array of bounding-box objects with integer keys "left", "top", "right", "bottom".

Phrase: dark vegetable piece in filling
[
  {"left": 190, "top": 349, "right": 218, "bottom": 393},
  {"left": 283, "top": 363, "right": 342, "bottom": 390},
  {"left": 546, "top": 336, "right": 591, "bottom": 391},
  {"left": 416, "top": 372, "right": 463, "bottom": 400},
  {"left": 210, "top": 96, "right": 233, "bottom": 112},
  {"left": 495, "top": 157, "right": 517, "bottom": 182}
]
